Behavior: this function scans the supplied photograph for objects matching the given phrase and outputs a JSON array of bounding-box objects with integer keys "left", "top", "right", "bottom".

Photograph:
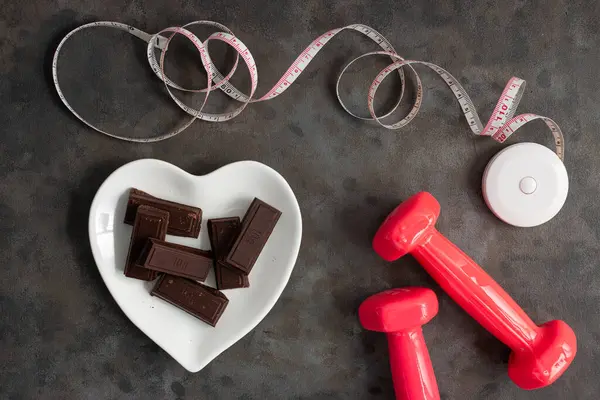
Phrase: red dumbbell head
[{"left": 373, "top": 192, "right": 441, "bottom": 261}]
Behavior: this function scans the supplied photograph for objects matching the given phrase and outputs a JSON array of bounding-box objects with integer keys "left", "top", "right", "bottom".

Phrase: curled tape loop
[{"left": 52, "top": 21, "right": 565, "bottom": 159}]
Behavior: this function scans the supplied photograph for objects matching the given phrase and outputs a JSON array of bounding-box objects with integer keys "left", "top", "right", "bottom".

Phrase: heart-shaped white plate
[{"left": 88, "top": 159, "right": 302, "bottom": 372}]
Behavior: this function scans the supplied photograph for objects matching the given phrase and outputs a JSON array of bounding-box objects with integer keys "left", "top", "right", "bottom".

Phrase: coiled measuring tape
[
  {"left": 52, "top": 20, "right": 565, "bottom": 160},
  {"left": 54, "top": 21, "right": 570, "bottom": 227}
]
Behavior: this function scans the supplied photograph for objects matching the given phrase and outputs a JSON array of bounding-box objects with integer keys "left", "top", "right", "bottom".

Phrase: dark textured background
[{"left": 1, "top": 0, "right": 598, "bottom": 399}]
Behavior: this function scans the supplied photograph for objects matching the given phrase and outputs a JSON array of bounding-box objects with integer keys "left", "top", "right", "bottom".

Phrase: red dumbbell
[
  {"left": 372, "top": 192, "right": 576, "bottom": 390},
  {"left": 359, "top": 288, "right": 440, "bottom": 400}
]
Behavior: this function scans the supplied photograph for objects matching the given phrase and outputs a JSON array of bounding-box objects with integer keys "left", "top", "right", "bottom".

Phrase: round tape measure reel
[{"left": 482, "top": 142, "right": 568, "bottom": 227}]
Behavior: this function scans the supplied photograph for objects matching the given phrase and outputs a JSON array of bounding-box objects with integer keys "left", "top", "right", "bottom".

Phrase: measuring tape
[{"left": 52, "top": 20, "right": 565, "bottom": 160}]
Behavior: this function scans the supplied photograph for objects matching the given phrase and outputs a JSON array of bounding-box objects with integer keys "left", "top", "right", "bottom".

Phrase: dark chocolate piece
[
  {"left": 208, "top": 217, "right": 249, "bottom": 289},
  {"left": 136, "top": 239, "right": 213, "bottom": 281},
  {"left": 215, "top": 261, "right": 250, "bottom": 289},
  {"left": 151, "top": 275, "right": 229, "bottom": 326},
  {"left": 124, "top": 188, "right": 202, "bottom": 238},
  {"left": 137, "top": 239, "right": 212, "bottom": 263},
  {"left": 225, "top": 198, "right": 281, "bottom": 274},
  {"left": 125, "top": 206, "right": 169, "bottom": 281},
  {"left": 207, "top": 217, "right": 241, "bottom": 259}
]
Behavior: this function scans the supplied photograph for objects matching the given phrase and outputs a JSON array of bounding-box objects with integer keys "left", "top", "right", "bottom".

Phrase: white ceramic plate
[{"left": 88, "top": 159, "right": 302, "bottom": 372}]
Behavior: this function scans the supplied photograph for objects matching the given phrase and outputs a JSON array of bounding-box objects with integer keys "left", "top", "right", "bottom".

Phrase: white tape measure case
[{"left": 482, "top": 143, "right": 568, "bottom": 227}]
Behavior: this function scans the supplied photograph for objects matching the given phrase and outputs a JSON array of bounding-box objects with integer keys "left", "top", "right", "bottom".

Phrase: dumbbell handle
[
  {"left": 388, "top": 328, "right": 439, "bottom": 400},
  {"left": 414, "top": 229, "right": 539, "bottom": 351}
]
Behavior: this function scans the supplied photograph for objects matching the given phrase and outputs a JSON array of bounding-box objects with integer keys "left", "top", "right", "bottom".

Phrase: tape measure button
[
  {"left": 482, "top": 142, "right": 568, "bottom": 227},
  {"left": 519, "top": 176, "right": 537, "bottom": 194}
]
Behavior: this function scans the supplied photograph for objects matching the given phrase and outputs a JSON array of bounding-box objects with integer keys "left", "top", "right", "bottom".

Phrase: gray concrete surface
[{"left": 1, "top": 0, "right": 598, "bottom": 398}]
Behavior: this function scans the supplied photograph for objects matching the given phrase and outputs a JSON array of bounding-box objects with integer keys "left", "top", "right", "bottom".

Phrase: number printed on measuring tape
[{"left": 52, "top": 20, "right": 565, "bottom": 159}]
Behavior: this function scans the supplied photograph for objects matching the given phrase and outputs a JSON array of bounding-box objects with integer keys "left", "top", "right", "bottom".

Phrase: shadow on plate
[{"left": 112, "top": 190, "right": 132, "bottom": 274}]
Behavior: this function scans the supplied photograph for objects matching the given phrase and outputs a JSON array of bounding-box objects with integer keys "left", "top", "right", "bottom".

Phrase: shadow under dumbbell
[{"left": 357, "top": 329, "right": 396, "bottom": 398}]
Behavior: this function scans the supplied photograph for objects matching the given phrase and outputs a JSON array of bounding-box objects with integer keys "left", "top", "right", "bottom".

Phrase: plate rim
[{"left": 87, "top": 158, "right": 302, "bottom": 371}]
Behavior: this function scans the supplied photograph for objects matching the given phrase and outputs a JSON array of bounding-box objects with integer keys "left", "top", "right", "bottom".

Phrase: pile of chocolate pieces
[{"left": 123, "top": 189, "right": 281, "bottom": 327}]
